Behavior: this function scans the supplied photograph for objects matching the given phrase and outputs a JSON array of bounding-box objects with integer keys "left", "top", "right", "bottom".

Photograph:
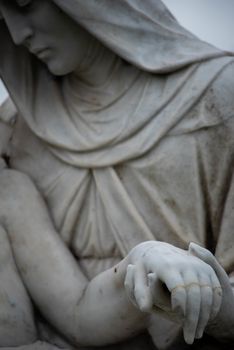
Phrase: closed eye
[{"left": 16, "top": 0, "right": 32, "bottom": 8}]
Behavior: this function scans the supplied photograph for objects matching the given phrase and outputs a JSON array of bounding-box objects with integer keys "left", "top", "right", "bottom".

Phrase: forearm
[
  {"left": 0, "top": 170, "right": 147, "bottom": 346},
  {"left": 74, "top": 259, "right": 148, "bottom": 346},
  {"left": 9, "top": 220, "right": 147, "bottom": 347},
  {"left": 14, "top": 237, "right": 146, "bottom": 346},
  {"left": 205, "top": 274, "right": 234, "bottom": 341}
]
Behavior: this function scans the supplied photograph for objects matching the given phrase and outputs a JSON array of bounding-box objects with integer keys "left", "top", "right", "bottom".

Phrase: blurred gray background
[{"left": 0, "top": 0, "right": 234, "bottom": 103}]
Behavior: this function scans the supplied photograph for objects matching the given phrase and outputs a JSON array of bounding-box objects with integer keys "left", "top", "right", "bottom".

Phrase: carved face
[{"left": 0, "top": 0, "right": 93, "bottom": 75}]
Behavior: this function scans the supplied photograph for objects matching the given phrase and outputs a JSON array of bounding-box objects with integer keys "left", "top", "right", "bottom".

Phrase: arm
[
  {"left": 188, "top": 60, "right": 234, "bottom": 341},
  {"left": 0, "top": 169, "right": 222, "bottom": 347},
  {"left": 0, "top": 98, "right": 15, "bottom": 170},
  {"left": 0, "top": 169, "right": 148, "bottom": 347}
]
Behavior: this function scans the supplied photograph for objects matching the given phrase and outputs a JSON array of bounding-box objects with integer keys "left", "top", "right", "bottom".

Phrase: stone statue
[{"left": 0, "top": 1, "right": 234, "bottom": 349}]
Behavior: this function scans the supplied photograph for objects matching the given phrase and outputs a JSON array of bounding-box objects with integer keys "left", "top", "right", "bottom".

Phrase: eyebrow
[{"left": 2, "top": 0, "right": 25, "bottom": 6}]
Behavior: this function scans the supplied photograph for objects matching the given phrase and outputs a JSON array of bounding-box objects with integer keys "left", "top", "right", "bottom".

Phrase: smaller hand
[
  {"left": 189, "top": 242, "right": 234, "bottom": 340},
  {"left": 124, "top": 241, "right": 222, "bottom": 344}
]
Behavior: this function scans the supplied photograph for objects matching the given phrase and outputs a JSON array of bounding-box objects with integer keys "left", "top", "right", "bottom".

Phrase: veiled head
[
  {"left": 0, "top": 0, "right": 223, "bottom": 75},
  {"left": 0, "top": 0, "right": 95, "bottom": 75}
]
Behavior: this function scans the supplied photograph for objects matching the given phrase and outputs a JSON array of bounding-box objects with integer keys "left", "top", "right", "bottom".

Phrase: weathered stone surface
[{"left": 0, "top": 1, "right": 233, "bottom": 349}]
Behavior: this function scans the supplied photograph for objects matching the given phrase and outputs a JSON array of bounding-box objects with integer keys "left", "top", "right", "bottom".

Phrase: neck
[{"left": 74, "top": 38, "right": 118, "bottom": 86}]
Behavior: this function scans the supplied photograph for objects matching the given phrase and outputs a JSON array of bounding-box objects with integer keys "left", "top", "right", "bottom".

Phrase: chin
[{"left": 47, "top": 61, "right": 75, "bottom": 77}]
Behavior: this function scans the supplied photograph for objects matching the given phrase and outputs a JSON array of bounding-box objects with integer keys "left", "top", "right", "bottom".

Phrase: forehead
[
  {"left": 3, "top": 0, "right": 31, "bottom": 5},
  {"left": 0, "top": 0, "right": 40, "bottom": 8},
  {"left": 0, "top": 0, "right": 45, "bottom": 16},
  {"left": 0, "top": 0, "right": 23, "bottom": 9},
  {"left": 0, "top": 1, "right": 22, "bottom": 19}
]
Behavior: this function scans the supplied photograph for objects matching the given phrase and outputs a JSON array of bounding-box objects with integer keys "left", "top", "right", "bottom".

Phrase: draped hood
[{"left": 53, "top": 0, "right": 226, "bottom": 72}]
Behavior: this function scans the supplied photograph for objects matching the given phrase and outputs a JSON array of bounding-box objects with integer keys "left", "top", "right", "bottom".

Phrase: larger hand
[{"left": 124, "top": 241, "right": 222, "bottom": 344}]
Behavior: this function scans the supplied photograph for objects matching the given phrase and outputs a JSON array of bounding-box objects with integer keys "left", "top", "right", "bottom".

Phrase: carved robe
[{"left": 0, "top": 0, "right": 234, "bottom": 349}]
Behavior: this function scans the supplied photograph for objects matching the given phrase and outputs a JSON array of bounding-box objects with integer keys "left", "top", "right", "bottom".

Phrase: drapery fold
[
  {"left": 0, "top": 2, "right": 234, "bottom": 348},
  {"left": 54, "top": 0, "right": 227, "bottom": 72}
]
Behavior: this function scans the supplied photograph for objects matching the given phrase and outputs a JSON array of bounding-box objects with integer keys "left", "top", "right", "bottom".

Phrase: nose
[
  {"left": 9, "top": 18, "right": 33, "bottom": 46},
  {"left": 3, "top": 10, "right": 33, "bottom": 46},
  {"left": 11, "top": 24, "right": 33, "bottom": 46}
]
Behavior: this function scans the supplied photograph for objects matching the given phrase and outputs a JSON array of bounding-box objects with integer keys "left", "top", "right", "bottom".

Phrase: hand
[
  {"left": 189, "top": 242, "right": 234, "bottom": 340},
  {"left": 124, "top": 241, "right": 222, "bottom": 344}
]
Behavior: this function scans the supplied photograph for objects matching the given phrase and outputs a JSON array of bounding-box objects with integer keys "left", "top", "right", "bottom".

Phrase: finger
[
  {"left": 182, "top": 271, "right": 201, "bottom": 345},
  {"left": 195, "top": 274, "right": 213, "bottom": 339},
  {"left": 189, "top": 243, "right": 223, "bottom": 319},
  {"left": 189, "top": 243, "right": 229, "bottom": 288},
  {"left": 124, "top": 264, "right": 137, "bottom": 307},
  {"left": 134, "top": 261, "right": 153, "bottom": 312},
  {"left": 210, "top": 272, "right": 222, "bottom": 320},
  {"left": 171, "top": 282, "right": 186, "bottom": 319},
  {"left": 159, "top": 269, "right": 186, "bottom": 318},
  {"left": 148, "top": 272, "right": 171, "bottom": 311}
]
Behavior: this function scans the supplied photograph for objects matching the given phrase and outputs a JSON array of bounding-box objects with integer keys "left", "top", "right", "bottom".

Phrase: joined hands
[{"left": 124, "top": 241, "right": 228, "bottom": 344}]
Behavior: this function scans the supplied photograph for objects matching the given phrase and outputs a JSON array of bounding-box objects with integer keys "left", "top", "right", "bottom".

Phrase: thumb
[{"left": 188, "top": 242, "right": 230, "bottom": 288}]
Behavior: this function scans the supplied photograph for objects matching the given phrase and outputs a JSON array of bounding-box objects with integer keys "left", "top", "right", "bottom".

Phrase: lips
[{"left": 31, "top": 48, "right": 51, "bottom": 60}]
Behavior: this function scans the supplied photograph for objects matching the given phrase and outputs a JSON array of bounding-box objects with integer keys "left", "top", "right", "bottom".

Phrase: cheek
[{"left": 37, "top": 29, "right": 84, "bottom": 76}]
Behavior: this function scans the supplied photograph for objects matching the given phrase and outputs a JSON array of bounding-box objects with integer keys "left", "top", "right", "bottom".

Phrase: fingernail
[
  {"left": 184, "top": 335, "right": 194, "bottom": 345},
  {"left": 184, "top": 330, "right": 194, "bottom": 345},
  {"left": 196, "top": 328, "right": 203, "bottom": 339},
  {"left": 139, "top": 297, "right": 151, "bottom": 313}
]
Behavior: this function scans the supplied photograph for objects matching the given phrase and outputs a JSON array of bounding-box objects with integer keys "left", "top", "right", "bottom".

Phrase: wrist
[
  {"left": 206, "top": 311, "right": 234, "bottom": 340},
  {"left": 111, "top": 255, "right": 130, "bottom": 289}
]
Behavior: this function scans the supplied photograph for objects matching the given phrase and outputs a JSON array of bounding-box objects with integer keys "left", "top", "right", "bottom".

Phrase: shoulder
[
  {"left": 0, "top": 97, "right": 17, "bottom": 125},
  {"left": 0, "top": 98, "right": 16, "bottom": 158},
  {"left": 200, "top": 61, "right": 234, "bottom": 155},
  {"left": 205, "top": 59, "right": 234, "bottom": 124}
]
